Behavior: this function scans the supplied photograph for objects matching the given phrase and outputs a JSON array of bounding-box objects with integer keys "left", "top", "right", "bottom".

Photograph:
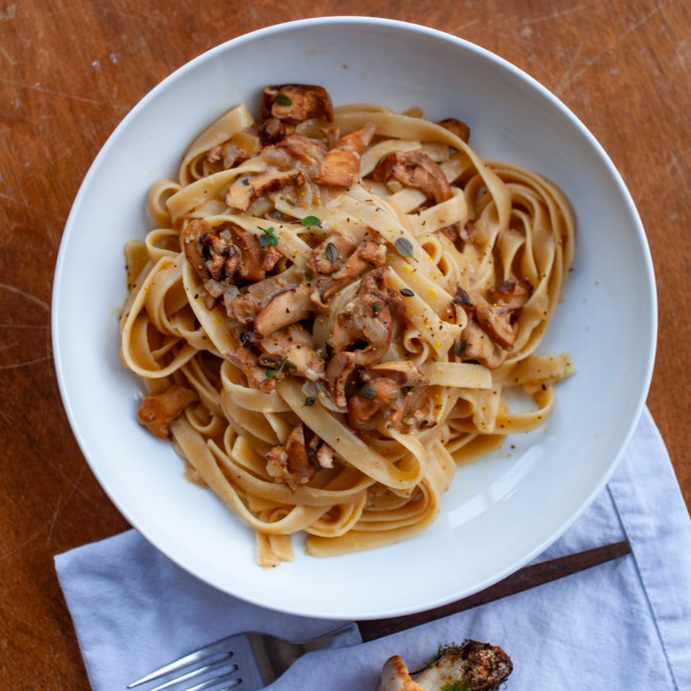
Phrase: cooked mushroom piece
[
  {"left": 347, "top": 361, "right": 430, "bottom": 433},
  {"left": 261, "top": 84, "right": 334, "bottom": 124},
  {"left": 488, "top": 277, "right": 531, "bottom": 310},
  {"left": 474, "top": 302, "right": 517, "bottom": 350},
  {"left": 308, "top": 233, "right": 358, "bottom": 275},
  {"left": 137, "top": 385, "right": 197, "bottom": 439},
  {"left": 258, "top": 324, "right": 325, "bottom": 381},
  {"left": 315, "top": 442, "right": 335, "bottom": 469},
  {"left": 183, "top": 219, "right": 280, "bottom": 289},
  {"left": 257, "top": 116, "right": 292, "bottom": 146},
  {"left": 226, "top": 168, "right": 305, "bottom": 211},
  {"left": 306, "top": 235, "right": 387, "bottom": 299},
  {"left": 332, "top": 239, "right": 387, "bottom": 281},
  {"left": 437, "top": 117, "right": 471, "bottom": 143},
  {"left": 206, "top": 129, "right": 262, "bottom": 168},
  {"left": 265, "top": 424, "right": 315, "bottom": 491},
  {"left": 227, "top": 293, "right": 259, "bottom": 325},
  {"left": 318, "top": 123, "right": 376, "bottom": 187},
  {"left": 451, "top": 282, "right": 530, "bottom": 366},
  {"left": 373, "top": 150, "right": 452, "bottom": 204},
  {"left": 324, "top": 351, "right": 358, "bottom": 411},
  {"left": 324, "top": 269, "right": 398, "bottom": 408},
  {"left": 327, "top": 268, "right": 395, "bottom": 359},
  {"left": 233, "top": 225, "right": 282, "bottom": 282},
  {"left": 379, "top": 640, "right": 513, "bottom": 691},
  {"left": 460, "top": 320, "right": 508, "bottom": 369},
  {"left": 183, "top": 218, "right": 238, "bottom": 286},
  {"left": 261, "top": 132, "right": 327, "bottom": 180},
  {"left": 227, "top": 345, "right": 277, "bottom": 393},
  {"left": 253, "top": 283, "right": 316, "bottom": 338},
  {"left": 364, "top": 360, "right": 429, "bottom": 384}
]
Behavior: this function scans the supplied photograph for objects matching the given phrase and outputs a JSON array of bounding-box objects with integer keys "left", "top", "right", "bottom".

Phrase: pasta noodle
[{"left": 120, "top": 84, "right": 575, "bottom": 567}]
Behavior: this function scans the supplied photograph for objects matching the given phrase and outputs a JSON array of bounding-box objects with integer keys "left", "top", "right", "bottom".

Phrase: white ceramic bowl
[{"left": 52, "top": 17, "right": 656, "bottom": 619}]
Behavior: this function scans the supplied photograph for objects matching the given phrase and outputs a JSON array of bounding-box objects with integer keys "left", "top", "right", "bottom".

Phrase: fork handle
[
  {"left": 356, "top": 540, "right": 631, "bottom": 642},
  {"left": 299, "top": 622, "right": 363, "bottom": 651}
]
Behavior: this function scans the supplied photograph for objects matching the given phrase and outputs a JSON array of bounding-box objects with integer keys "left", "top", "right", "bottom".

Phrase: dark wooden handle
[{"left": 357, "top": 540, "right": 631, "bottom": 642}]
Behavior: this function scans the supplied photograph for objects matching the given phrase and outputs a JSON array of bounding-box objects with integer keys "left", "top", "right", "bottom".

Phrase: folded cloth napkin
[{"left": 56, "top": 408, "right": 691, "bottom": 690}]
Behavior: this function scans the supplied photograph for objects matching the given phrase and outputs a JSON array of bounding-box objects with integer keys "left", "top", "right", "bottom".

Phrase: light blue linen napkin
[{"left": 55, "top": 408, "right": 691, "bottom": 690}]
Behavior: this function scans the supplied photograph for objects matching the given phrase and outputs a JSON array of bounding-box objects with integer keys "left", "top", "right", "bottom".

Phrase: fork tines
[{"left": 127, "top": 634, "right": 239, "bottom": 690}]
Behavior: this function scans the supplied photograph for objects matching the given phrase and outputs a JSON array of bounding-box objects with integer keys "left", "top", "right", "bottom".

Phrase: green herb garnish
[
  {"left": 274, "top": 93, "right": 292, "bottom": 106},
  {"left": 265, "top": 357, "right": 296, "bottom": 381},
  {"left": 258, "top": 226, "right": 279, "bottom": 247},
  {"left": 400, "top": 287, "right": 415, "bottom": 297},
  {"left": 282, "top": 359, "right": 298, "bottom": 374},
  {"left": 394, "top": 237, "right": 414, "bottom": 258},
  {"left": 324, "top": 242, "right": 339, "bottom": 263},
  {"left": 454, "top": 339, "right": 468, "bottom": 357},
  {"left": 304, "top": 396, "right": 316, "bottom": 407},
  {"left": 300, "top": 215, "right": 322, "bottom": 227},
  {"left": 359, "top": 384, "right": 376, "bottom": 400}
]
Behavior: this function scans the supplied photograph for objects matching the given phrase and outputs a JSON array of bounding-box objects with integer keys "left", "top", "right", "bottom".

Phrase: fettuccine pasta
[{"left": 120, "top": 84, "right": 575, "bottom": 567}]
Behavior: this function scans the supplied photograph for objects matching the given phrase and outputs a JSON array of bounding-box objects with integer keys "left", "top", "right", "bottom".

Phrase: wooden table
[{"left": 1, "top": 1, "right": 689, "bottom": 687}]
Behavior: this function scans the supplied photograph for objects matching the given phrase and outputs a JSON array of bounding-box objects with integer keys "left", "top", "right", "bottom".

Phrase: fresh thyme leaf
[
  {"left": 268, "top": 357, "right": 296, "bottom": 378},
  {"left": 395, "top": 237, "right": 414, "bottom": 258},
  {"left": 265, "top": 369, "right": 276, "bottom": 378},
  {"left": 400, "top": 287, "right": 415, "bottom": 297},
  {"left": 258, "top": 226, "right": 278, "bottom": 247},
  {"left": 304, "top": 396, "right": 316, "bottom": 407},
  {"left": 360, "top": 384, "right": 376, "bottom": 400},
  {"left": 325, "top": 242, "right": 339, "bottom": 263},
  {"left": 274, "top": 93, "right": 292, "bottom": 106},
  {"left": 301, "top": 215, "right": 322, "bottom": 227},
  {"left": 372, "top": 303, "right": 382, "bottom": 314},
  {"left": 454, "top": 339, "right": 468, "bottom": 357}
]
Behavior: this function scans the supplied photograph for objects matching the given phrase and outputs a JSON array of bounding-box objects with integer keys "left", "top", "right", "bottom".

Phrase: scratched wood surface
[{"left": 1, "top": 0, "right": 689, "bottom": 687}]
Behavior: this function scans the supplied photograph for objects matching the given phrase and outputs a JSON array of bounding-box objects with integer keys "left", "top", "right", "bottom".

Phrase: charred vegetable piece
[{"left": 379, "top": 640, "right": 512, "bottom": 691}]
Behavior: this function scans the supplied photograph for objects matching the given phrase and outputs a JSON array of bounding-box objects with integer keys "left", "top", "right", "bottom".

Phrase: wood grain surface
[{"left": 1, "top": 1, "right": 689, "bottom": 687}]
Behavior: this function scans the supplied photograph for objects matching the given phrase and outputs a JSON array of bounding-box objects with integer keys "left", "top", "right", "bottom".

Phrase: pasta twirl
[{"left": 120, "top": 83, "right": 575, "bottom": 567}]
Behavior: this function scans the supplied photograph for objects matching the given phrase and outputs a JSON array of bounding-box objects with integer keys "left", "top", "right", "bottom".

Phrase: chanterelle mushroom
[
  {"left": 373, "top": 150, "right": 452, "bottom": 204},
  {"left": 182, "top": 219, "right": 280, "bottom": 288},
  {"left": 206, "top": 128, "right": 262, "bottom": 169},
  {"left": 265, "top": 423, "right": 334, "bottom": 491},
  {"left": 226, "top": 168, "right": 305, "bottom": 211},
  {"left": 258, "top": 324, "right": 325, "bottom": 381},
  {"left": 347, "top": 360, "right": 431, "bottom": 434},
  {"left": 325, "top": 268, "right": 398, "bottom": 408},
  {"left": 266, "top": 424, "right": 314, "bottom": 491},
  {"left": 319, "top": 123, "right": 376, "bottom": 187},
  {"left": 379, "top": 640, "right": 513, "bottom": 691},
  {"left": 253, "top": 283, "right": 316, "bottom": 338},
  {"left": 261, "top": 84, "right": 334, "bottom": 125},
  {"left": 137, "top": 385, "right": 197, "bottom": 439},
  {"left": 452, "top": 280, "right": 532, "bottom": 368},
  {"left": 437, "top": 117, "right": 471, "bottom": 144}
]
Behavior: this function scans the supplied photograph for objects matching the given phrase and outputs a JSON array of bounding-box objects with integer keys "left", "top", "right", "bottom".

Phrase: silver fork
[
  {"left": 127, "top": 539, "right": 631, "bottom": 690},
  {"left": 127, "top": 623, "right": 362, "bottom": 690}
]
